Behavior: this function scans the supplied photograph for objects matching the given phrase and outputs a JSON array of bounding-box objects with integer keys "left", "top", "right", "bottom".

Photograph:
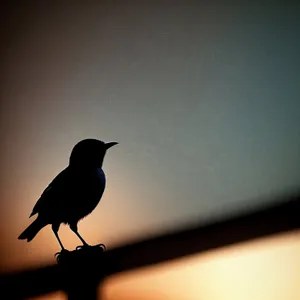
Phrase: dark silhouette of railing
[{"left": 1, "top": 190, "right": 300, "bottom": 299}]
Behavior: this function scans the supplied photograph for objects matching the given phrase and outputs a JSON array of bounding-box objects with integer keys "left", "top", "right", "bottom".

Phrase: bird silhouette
[{"left": 18, "top": 138, "right": 118, "bottom": 251}]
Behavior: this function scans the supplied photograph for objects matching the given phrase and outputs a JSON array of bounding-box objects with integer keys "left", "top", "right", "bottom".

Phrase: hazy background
[{"left": 1, "top": 1, "right": 300, "bottom": 299}]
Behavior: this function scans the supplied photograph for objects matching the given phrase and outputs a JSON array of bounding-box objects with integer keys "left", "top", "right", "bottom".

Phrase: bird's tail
[{"left": 18, "top": 218, "right": 46, "bottom": 242}]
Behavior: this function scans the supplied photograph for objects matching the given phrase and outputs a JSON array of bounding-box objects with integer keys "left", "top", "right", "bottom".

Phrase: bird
[{"left": 18, "top": 138, "right": 118, "bottom": 251}]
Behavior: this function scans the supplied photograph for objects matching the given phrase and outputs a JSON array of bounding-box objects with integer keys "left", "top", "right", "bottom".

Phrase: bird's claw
[
  {"left": 55, "top": 249, "right": 69, "bottom": 257},
  {"left": 75, "top": 243, "right": 106, "bottom": 251},
  {"left": 96, "top": 243, "right": 106, "bottom": 250},
  {"left": 76, "top": 244, "right": 90, "bottom": 250},
  {"left": 55, "top": 249, "right": 70, "bottom": 264}
]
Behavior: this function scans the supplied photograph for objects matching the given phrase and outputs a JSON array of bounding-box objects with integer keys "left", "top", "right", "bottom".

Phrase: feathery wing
[{"left": 29, "top": 168, "right": 71, "bottom": 217}]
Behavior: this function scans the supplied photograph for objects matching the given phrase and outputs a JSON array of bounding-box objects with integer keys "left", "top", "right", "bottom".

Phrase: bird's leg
[
  {"left": 69, "top": 223, "right": 90, "bottom": 248},
  {"left": 52, "top": 223, "right": 67, "bottom": 254},
  {"left": 70, "top": 223, "right": 106, "bottom": 251}
]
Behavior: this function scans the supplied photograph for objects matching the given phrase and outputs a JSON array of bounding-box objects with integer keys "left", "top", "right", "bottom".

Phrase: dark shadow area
[
  {"left": 58, "top": 245, "right": 106, "bottom": 300},
  {"left": 56, "top": 244, "right": 106, "bottom": 266},
  {"left": 0, "top": 189, "right": 299, "bottom": 299}
]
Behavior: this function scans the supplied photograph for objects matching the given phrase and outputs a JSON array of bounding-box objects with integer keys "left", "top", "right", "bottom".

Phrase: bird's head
[{"left": 69, "top": 138, "right": 118, "bottom": 168}]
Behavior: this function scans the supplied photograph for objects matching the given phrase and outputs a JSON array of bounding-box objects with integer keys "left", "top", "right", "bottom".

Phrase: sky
[{"left": 1, "top": 1, "right": 300, "bottom": 299}]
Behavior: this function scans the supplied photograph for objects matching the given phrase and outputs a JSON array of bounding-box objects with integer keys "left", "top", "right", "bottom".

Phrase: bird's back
[{"left": 31, "top": 167, "right": 106, "bottom": 224}]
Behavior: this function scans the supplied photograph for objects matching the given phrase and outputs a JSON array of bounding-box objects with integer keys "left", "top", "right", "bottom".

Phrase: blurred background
[{"left": 1, "top": 1, "right": 300, "bottom": 299}]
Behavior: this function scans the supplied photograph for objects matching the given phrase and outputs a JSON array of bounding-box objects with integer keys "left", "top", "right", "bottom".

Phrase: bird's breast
[
  {"left": 95, "top": 168, "right": 106, "bottom": 188},
  {"left": 85, "top": 167, "right": 106, "bottom": 201},
  {"left": 69, "top": 168, "right": 106, "bottom": 220}
]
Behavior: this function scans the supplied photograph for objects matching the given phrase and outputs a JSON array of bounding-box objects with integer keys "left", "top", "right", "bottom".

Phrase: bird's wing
[{"left": 29, "top": 167, "right": 71, "bottom": 217}]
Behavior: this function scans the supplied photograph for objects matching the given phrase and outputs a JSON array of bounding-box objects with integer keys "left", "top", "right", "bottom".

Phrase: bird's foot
[
  {"left": 55, "top": 249, "right": 70, "bottom": 264},
  {"left": 55, "top": 249, "right": 70, "bottom": 257},
  {"left": 76, "top": 243, "right": 106, "bottom": 251},
  {"left": 76, "top": 244, "right": 90, "bottom": 251},
  {"left": 95, "top": 243, "right": 106, "bottom": 250}
]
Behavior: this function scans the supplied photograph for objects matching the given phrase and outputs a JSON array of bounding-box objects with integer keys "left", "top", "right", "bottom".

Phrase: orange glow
[
  {"left": 0, "top": 160, "right": 158, "bottom": 272},
  {"left": 22, "top": 231, "right": 300, "bottom": 300},
  {"left": 2, "top": 3, "right": 300, "bottom": 300},
  {"left": 101, "top": 231, "right": 299, "bottom": 300},
  {"left": 1, "top": 142, "right": 298, "bottom": 299},
  {"left": 28, "top": 291, "right": 66, "bottom": 300}
]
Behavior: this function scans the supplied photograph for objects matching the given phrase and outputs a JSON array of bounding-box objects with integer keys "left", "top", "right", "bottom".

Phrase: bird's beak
[{"left": 105, "top": 141, "right": 119, "bottom": 150}]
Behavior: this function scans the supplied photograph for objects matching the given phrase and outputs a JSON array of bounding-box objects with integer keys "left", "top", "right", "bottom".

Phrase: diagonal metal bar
[{"left": 1, "top": 190, "right": 300, "bottom": 299}]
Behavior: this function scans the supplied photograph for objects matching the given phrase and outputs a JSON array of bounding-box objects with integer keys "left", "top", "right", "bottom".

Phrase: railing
[{"left": 1, "top": 190, "right": 300, "bottom": 299}]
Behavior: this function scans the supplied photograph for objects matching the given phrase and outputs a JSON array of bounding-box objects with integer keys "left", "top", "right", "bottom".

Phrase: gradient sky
[{"left": 1, "top": 1, "right": 300, "bottom": 299}]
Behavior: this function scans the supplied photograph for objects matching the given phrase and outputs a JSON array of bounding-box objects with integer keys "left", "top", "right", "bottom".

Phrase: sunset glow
[
  {"left": 26, "top": 231, "right": 300, "bottom": 300},
  {"left": 1, "top": 2, "right": 300, "bottom": 299},
  {"left": 102, "top": 231, "right": 300, "bottom": 300}
]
